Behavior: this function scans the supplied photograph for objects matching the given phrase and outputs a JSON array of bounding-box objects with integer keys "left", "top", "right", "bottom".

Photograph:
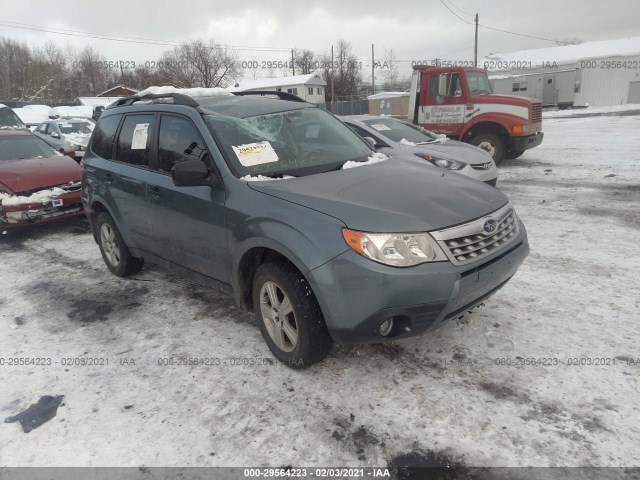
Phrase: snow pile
[
  {"left": 63, "top": 132, "right": 92, "bottom": 147},
  {"left": 0, "top": 187, "right": 67, "bottom": 207},
  {"left": 480, "top": 36, "right": 640, "bottom": 70},
  {"left": 542, "top": 104, "right": 640, "bottom": 118},
  {"left": 400, "top": 138, "right": 416, "bottom": 146},
  {"left": 137, "top": 86, "right": 233, "bottom": 97},
  {"left": 342, "top": 152, "right": 388, "bottom": 169},
  {"left": 48, "top": 106, "right": 93, "bottom": 119},
  {"left": 432, "top": 134, "right": 448, "bottom": 144},
  {"left": 240, "top": 175, "right": 295, "bottom": 182}
]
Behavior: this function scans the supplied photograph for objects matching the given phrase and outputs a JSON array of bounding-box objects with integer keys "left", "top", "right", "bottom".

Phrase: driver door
[
  {"left": 146, "top": 114, "right": 230, "bottom": 283},
  {"left": 419, "top": 72, "right": 466, "bottom": 137}
]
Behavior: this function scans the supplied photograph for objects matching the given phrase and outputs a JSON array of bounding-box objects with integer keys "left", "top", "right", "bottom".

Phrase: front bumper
[
  {"left": 307, "top": 223, "right": 529, "bottom": 344},
  {"left": 513, "top": 132, "right": 544, "bottom": 151},
  {"left": 0, "top": 191, "right": 83, "bottom": 228}
]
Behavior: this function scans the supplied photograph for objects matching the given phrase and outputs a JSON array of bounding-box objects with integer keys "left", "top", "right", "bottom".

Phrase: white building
[
  {"left": 231, "top": 73, "right": 327, "bottom": 104},
  {"left": 481, "top": 37, "right": 640, "bottom": 107}
]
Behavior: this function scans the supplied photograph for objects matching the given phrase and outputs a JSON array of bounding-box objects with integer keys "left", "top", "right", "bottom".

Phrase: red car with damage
[{"left": 0, "top": 130, "right": 83, "bottom": 228}]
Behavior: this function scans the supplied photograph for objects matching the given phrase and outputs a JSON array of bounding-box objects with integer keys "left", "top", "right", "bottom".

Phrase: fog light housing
[{"left": 380, "top": 318, "right": 394, "bottom": 336}]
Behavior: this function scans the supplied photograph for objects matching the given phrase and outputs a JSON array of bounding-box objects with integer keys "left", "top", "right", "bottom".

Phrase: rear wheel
[
  {"left": 470, "top": 133, "right": 505, "bottom": 165},
  {"left": 252, "top": 261, "right": 333, "bottom": 369},
  {"left": 96, "top": 212, "right": 144, "bottom": 277}
]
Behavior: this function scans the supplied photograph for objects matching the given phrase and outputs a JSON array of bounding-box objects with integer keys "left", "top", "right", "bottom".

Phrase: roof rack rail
[
  {"left": 106, "top": 93, "right": 200, "bottom": 109},
  {"left": 232, "top": 90, "right": 307, "bottom": 103}
]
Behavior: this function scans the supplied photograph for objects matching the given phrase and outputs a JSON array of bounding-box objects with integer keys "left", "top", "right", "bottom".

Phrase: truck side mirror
[{"left": 438, "top": 74, "right": 449, "bottom": 97}]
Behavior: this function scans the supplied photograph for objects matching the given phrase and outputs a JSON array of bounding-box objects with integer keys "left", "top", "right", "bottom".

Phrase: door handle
[{"left": 149, "top": 186, "right": 161, "bottom": 199}]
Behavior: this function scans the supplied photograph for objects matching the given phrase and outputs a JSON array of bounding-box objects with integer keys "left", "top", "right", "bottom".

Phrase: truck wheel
[
  {"left": 506, "top": 150, "right": 525, "bottom": 160},
  {"left": 471, "top": 133, "right": 505, "bottom": 165},
  {"left": 252, "top": 261, "right": 333, "bottom": 369},
  {"left": 96, "top": 212, "right": 144, "bottom": 277}
]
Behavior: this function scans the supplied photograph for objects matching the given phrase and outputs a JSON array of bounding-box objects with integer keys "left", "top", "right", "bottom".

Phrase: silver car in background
[
  {"left": 34, "top": 118, "right": 95, "bottom": 161},
  {"left": 341, "top": 115, "right": 499, "bottom": 186}
]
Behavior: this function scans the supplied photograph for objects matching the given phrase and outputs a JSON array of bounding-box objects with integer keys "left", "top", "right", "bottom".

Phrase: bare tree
[
  {"left": 382, "top": 48, "right": 400, "bottom": 91},
  {"left": 158, "top": 39, "right": 240, "bottom": 88},
  {"left": 322, "top": 39, "right": 362, "bottom": 102},
  {"left": 294, "top": 49, "right": 316, "bottom": 75}
]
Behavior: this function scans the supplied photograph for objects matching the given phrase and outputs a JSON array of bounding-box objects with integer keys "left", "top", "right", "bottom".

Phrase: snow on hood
[
  {"left": 137, "top": 86, "right": 233, "bottom": 97},
  {"left": 0, "top": 186, "right": 68, "bottom": 207},
  {"left": 342, "top": 152, "right": 388, "bottom": 169},
  {"left": 62, "top": 132, "right": 92, "bottom": 147},
  {"left": 241, "top": 174, "right": 295, "bottom": 182}
]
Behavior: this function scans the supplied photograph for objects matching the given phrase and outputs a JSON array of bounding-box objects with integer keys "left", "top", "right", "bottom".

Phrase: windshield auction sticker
[
  {"left": 370, "top": 123, "right": 391, "bottom": 131},
  {"left": 232, "top": 141, "right": 279, "bottom": 167}
]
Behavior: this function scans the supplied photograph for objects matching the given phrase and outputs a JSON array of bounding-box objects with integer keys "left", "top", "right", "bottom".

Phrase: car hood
[
  {"left": 394, "top": 139, "right": 492, "bottom": 165},
  {"left": 0, "top": 156, "right": 81, "bottom": 194},
  {"left": 247, "top": 159, "right": 507, "bottom": 232},
  {"left": 62, "top": 132, "right": 91, "bottom": 147}
]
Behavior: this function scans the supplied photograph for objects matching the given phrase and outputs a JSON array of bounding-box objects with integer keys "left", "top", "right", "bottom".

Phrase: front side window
[
  {"left": 91, "top": 114, "right": 122, "bottom": 159},
  {"left": 115, "top": 114, "right": 155, "bottom": 167},
  {"left": 204, "top": 107, "right": 372, "bottom": 177},
  {"left": 37, "top": 123, "right": 48, "bottom": 134},
  {"left": 158, "top": 115, "right": 207, "bottom": 173}
]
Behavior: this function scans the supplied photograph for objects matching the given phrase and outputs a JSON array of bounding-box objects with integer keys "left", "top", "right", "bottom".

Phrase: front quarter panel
[{"left": 225, "top": 178, "right": 349, "bottom": 283}]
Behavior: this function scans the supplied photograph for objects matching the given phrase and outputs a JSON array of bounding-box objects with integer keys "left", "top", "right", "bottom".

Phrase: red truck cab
[{"left": 408, "top": 66, "right": 543, "bottom": 164}]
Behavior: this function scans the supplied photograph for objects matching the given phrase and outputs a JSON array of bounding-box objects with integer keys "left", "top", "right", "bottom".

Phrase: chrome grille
[
  {"left": 471, "top": 161, "right": 493, "bottom": 171},
  {"left": 531, "top": 103, "right": 542, "bottom": 123},
  {"left": 431, "top": 204, "right": 519, "bottom": 266}
]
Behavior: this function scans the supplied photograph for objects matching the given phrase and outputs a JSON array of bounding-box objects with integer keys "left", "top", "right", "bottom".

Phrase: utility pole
[
  {"left": 291, "top": 49, "right": 295, "bottom": 76},
  {"left": 474, "top": 13, "right": 479, "bottom": 67},
  {"left": 331, "top": 45, "right": 335, "bottom": 105},
  {"left": 371, "top": 43, "right": 375, "bottom": 96}
]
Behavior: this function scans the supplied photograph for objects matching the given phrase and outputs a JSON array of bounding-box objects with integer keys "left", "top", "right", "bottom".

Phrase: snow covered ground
[{"left": 1, "top": 111, "right": 639, "bottom": 469}]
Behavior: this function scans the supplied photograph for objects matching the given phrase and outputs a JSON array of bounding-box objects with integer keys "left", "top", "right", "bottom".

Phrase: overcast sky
[{"left": 1, "top": 0, "right": 639, "bottom": 82}]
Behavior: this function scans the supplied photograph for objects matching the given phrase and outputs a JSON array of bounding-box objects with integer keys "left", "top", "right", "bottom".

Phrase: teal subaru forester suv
[{"left": 82, "top": 88, "right": 529, "bottom": 368}]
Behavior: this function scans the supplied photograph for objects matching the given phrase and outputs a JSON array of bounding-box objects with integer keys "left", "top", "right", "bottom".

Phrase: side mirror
[
  {"left": 50, "top": 131, "right": 60, "bottom": 139},
  {"left": 438, "top": 74, "right": 448, "bottom": 97},
  {"left": 172, "top": 159, "right": 210, "bottom": 187},
  {"left": 363, "top": 137, "right": 376, "bottom": 148}
]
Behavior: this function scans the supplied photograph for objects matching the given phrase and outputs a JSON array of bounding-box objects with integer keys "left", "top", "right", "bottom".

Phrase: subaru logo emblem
[{"left": 483, "top": 219, "right": 498, "bottom": 234}]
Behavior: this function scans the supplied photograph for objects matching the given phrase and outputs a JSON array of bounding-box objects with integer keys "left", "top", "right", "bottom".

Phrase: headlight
[
  {"left": 342, "top": 229, "right": 448, "bottom": 267},
  {"left": 72, "top": 144, "right": 85, "bottom": 151},
  {"left": 413, "top": 154, "right": 466, "bottom": 170}
]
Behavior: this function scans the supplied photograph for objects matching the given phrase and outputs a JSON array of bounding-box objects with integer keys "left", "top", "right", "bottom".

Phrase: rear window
[
  {"left": 91, "top": 114, "right": 122, "bottom": 159},
  {"left": 115, "top": 114, "right": 156, "bottom": 167}
]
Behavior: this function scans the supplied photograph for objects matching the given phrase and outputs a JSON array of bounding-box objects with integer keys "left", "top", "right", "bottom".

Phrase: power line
[
  {"left": 0, "top": 20, "right": 293, "bottom": 52},
  {"left": 445, "top": 0, "right": 475, "bottom": 18},
  {"left": 478, "top": 24, "right": 561, "bottom": 43},
  {"left": 438, "top": 2, "right": 561, "bottom": 44},
  {"left": 439, "top": 0, "right": 473, "bottom": 24}
]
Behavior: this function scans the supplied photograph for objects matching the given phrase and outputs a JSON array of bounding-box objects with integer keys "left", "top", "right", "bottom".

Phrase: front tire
[
  {"left": 252, "top": 261, "right": 333, "bottom": 369},
  {"left": 96, "top": 212, "right": 144, "bottom": 277},
  {"left": 470, "top": 133, "right": 506, "bottom": 165}
]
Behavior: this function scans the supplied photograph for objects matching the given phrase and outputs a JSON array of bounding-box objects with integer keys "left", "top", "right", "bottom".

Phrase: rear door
[
  {"left": 146, "top": 113, "right": 229, "bottom": 283},
  {"left": 107, "top": 113, "right": 158, "bottom": 249}
]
